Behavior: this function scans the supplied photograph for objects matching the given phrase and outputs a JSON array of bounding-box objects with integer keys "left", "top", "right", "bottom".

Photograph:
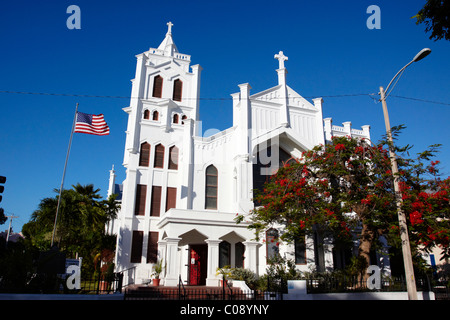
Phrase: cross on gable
[
  {"left": 274, "top": 51, "right": 288, "bottom": 69},
  {"left": 167, "top": 21, "right": 173, "bottom": 34}
]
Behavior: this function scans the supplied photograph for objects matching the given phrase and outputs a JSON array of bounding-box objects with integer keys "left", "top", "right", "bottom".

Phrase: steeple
[{"left": 157, "top": 21, "right": 179, "bottom": 57}]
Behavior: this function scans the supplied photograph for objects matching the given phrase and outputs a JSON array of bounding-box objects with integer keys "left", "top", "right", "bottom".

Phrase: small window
[
  {"left": 173, "top": 79, "right": 182, "bottom": 102},
  {"left": 152, "top": 75, "right": 163, "bottom": 98},
  {"left": 168, "top": 146, "right": 179, "bottom": 170},
  {"left": 154, "top": 144, "right": 165, "bottom": 168},
  {"left": 139, "top": 142, "right": 150, "bottom": 167},
  {"left": 152, "top": 110, "right": 159, "bottom": 121},
  {"left": 205, "top": 165, "right": 218, "bottom": 209},
  {"left": 181, "top": 115, "right": 187, "bottom": 124},
  {"left": 173, "top": 114, "right": 179, "bottom": 124},
  {"left": 143, "top": 109, "right": 150, "bottom": 120}
]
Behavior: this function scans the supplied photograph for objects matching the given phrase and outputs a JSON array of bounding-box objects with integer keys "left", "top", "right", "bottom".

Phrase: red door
[{"left": 189, "top": 245, "right": 207, "bottom": 285}]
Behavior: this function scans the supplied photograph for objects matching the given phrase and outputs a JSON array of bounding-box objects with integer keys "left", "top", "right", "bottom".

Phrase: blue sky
[{"left": 0, "top": 0, "right": 449, "bottom": 233}]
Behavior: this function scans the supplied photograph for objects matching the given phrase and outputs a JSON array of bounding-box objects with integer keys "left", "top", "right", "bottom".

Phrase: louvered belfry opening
[
  {"left": 173, "top": 79, "right": 182, "bottom": 101},
  {"left": 152, "top": 75, "right": 163, "bottom": 98}
]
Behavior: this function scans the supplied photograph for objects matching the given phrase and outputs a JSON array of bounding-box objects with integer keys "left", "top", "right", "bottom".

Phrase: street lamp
[{"left": 379, "top": 48, "right": 431, "bottom": 300}]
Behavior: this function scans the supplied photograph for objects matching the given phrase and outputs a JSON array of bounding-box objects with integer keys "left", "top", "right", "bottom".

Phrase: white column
[
  {"left": 313, "top": 98, "right": 325, "bottom": 145},
  {"left": 190, "top": 64, "right": 202, "bottom": 125},
  {"left": 323, "top": 117, "right": 333, "bottom": 142},
  {"left": 205, "top": 239, "right": 221, "bottom": 286},
  {"left": 237, "top": 83, "right": 251, "bottom": 156},
  {"left": 343, "top": 121, "right": 352, "bottom": 137},
  {"left": 158, "top": 239, "right": 167, "bottom": 282},
  {"left": 243, "top": 241, "right": 261, "bottom": 276},
  {"left": 164, "top": 237, "right": 181, "bottom": 286},
  {"left": 362, "top": 124, "right": 371, "bottom": 140},
  {"left": 179, "top": 118, "right": 194, "bottom": 209}
]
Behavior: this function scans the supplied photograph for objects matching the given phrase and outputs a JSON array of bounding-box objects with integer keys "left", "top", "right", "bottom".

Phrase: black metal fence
[
  {"left": 305, "top": 274, "right": 440, "bottom": 294},
  {"left": 124, "top": 287, "right": 281, "bottom": 300},
  {"left": 124, "top": 275, "right": 283, "bottom": 300},
  {"left": 57, "top": 272, "right": 124, "bottom": 294}
]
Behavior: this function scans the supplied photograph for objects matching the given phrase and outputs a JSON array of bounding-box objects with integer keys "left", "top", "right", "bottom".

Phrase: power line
[
  {"left": 0, "top": 90, "right": 379, "bottom": 100},
  {"left": 0, "top": 90, "right": 448, "bottom": 106},
  {"left": 389, "top": 95, "right": 450, "bottom": 106}
]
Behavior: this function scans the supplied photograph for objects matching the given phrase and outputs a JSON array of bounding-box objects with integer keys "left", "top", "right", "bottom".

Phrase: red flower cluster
[
  {"left": 335, "top": 143, "right": 345, "bottom": 151},
  {"left": 355, "top": 146, "right": 364, "bottom": 154},
  {"left": 409, "top": 210, "right": 424, "bottom": 226}
]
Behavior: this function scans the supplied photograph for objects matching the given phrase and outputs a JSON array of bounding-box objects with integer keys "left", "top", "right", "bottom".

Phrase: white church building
[{"left": 108, "top": 22, "right": 378, "bottom": 286}]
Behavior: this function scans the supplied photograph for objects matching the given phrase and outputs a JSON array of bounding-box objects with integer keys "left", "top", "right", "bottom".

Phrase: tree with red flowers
[{"left": 238, "top": 127, "right": 449, "bottom": 276}]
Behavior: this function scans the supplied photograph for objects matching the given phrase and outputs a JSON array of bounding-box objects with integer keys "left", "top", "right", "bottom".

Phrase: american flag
[{"left": 74, "top": 112, "right": 110, "bottom": 136}]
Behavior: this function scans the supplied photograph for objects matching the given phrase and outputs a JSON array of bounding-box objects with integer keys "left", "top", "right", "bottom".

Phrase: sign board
[{"left": 65, "top": 258, "right": 82, "bottom": 290}]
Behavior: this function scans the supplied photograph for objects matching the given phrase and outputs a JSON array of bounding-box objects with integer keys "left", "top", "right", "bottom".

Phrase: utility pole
[
  {"left": 5, "top": 215, "right": 19, "bottom": 245},
  {"left": 379, "top": 86, "right": 418, "bottom": 300},
  {"left": 377, "top": 48, "right": 430, "bottom": 300}
]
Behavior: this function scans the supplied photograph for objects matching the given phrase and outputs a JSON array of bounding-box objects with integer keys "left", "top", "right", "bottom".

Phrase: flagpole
[{"left": 51, "top": 103, "right": 79, "bottom": 247}]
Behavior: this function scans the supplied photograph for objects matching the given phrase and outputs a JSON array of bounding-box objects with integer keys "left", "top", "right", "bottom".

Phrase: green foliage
[
  {"left": 21, "top": 183, "right": 120, "bottom": 276},
  {"left": 241, "top": 128, "right": 449, "bottom": 271},
  {"left": 413, "top": 0, "right": 450, "bottom": 41}
]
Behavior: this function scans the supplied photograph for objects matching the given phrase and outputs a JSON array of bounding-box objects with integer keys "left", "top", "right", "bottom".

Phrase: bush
[{"left": 229, "top": 268, "right": 258, "bottom": 289}]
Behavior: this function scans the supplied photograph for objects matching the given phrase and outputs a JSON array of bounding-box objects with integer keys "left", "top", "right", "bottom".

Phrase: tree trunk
[{"left": 358, "top": 223, "right": 375, "bottom": 283}]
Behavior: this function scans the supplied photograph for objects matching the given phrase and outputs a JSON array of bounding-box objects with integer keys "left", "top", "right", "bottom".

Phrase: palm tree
[{"left": 23, "top": 183, "right": 120, "bottom": 275}]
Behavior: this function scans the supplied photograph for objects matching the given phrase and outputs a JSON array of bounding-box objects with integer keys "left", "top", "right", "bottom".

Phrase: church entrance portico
[{"left": 156, "top": 209, "right": 255, "bottom": 286}]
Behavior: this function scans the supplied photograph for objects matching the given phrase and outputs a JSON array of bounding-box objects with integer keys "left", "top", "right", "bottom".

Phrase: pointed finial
[
  {"left": 167, "top": 21, "right": 173, "bottom": 35},
  {"left": 274, "top": 51, "right": 288, "bottom": 69}
]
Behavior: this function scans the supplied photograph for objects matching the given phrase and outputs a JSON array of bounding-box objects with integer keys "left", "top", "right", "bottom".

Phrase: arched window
[
  {"left": 152, "top": 75, "right": 163, "bottom": 98},
  {"left": 181, "top": 115, "right": 187, "bottom": 125},
  {"left": 235, "top": 242, "right": 245, "bottom": 268},
  {"left": 205, "top": 165, "right": 218, "bottom": 209},
  {"left": 266, "top": 228, "right": 279, "bottom": 262},
  {"left": 219, "top": 241, "right": 231, "bottom": 268},
  {"left": 173, "top": 114, "right": 179, "bottom": 124},
  {"left": 139, "top": 142, "right": 150, "bottom": 167},
  {"left": 152, "top": 110, "right": 159, "bottom": 121},
  {"left": 154, "top": 144, "right": 165, "bottom": 168},
  {"left": 173, "top": 79, "right": 182, "bottom": 102},
  {"left": 143, "top": 109, "right": 150, "bottom": 120},
  {"left": 168, "top": 146, "right": 179, "bottom": 170}
]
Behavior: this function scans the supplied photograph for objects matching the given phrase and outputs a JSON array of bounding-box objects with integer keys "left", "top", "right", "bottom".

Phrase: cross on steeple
[
  {"left": 167, "top": 21, "right": 173, "bottom": 34},
  {"left": 274, "top": 51, "right": 288, "bottom": 69}
]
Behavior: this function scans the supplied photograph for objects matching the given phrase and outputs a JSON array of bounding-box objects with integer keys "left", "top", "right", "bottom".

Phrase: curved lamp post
[{"left": 379, "top": 48, "right": 431, "bottom": 300}]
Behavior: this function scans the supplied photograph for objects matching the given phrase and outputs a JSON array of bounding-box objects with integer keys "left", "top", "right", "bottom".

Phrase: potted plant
[
  {"left": 216, "top": 266, "right": 232, "bottom": 287},
  {"left": 152, "top": 259, "right": 164, "bottom": 286}
]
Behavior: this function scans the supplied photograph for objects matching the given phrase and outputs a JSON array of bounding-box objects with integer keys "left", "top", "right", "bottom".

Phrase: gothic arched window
[
  {"left": 173, "top": 79, "right": 182, "bottom": 102},
  {"left": 152, "top": 75, "right": 163, "bottom": 98},
  {"left": 152, "top": 110, "right": 159, "bottom": 121},
  {"left": 154, "top": 144, "right": 165, "bottom": 168},
  {"left": 173, "top": 114, "right": 179, "bottom": 124},
  {"left": 168, "top": 146, "right": 179, "bottom": 170},
  {"left": 143, "top": 109, "right": 150, "bottom": 120},
  {"left": 205, "top": 165, "right": 218, "bottom": 210},
  {"left": 139, "top": 142, "right": 150, "bottom": 167}
]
